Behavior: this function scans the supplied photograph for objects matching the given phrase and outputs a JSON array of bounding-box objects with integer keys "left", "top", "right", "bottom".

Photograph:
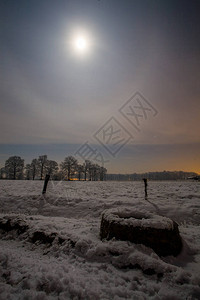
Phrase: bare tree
[
  {"left": 0, "top": 167, "right": 8, "bottom": 179},
  {"left": 100, "top": 166, "right": 107, "bottom": 181},
  {"left": 25, "top": 164, "right": 31, "bottom": 180},
  {"left": 46, "top": 160, "right": 59, "bottom": 178},
  {"left": 82, "top": 160, "right": 106, "bottom": 181},
  {"left": 93, "top": 164, "right": 100, "bottom": 181},
  {"left": 38, "top": 155, "right": 48, "bottom": 180},
  {"left": 88, "top": 163, "right": 101, "bottom": 181},
  {"left": 88, "top": 162, "right": 96, "bottom": 181},
  {"left": 77, "top": 164, "right": 84, "bottom": 181},
  {"left": 5, "top": 156, "right": 24, "bottom": 180},
  {"left": 83, "top": 160, "right": 91, "bottom": 181},
  {"left": 60, "top": 156, "right": 78, "bottom": 181},
  {"left": 30, "top": 159, "right": 38, "bottom": 180}
]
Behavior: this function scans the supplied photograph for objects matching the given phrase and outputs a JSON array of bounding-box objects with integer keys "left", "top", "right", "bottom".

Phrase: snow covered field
[{"left": 0, "top": 180, "right": 200, "bottom": 299}]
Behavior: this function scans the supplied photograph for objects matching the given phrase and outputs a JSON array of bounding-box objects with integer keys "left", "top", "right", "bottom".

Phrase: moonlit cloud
[{"left": 0, "top": 0, "right": 199, "bottom": 173}]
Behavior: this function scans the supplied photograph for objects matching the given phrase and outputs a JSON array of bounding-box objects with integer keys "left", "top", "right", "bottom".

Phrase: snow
[
  {"left": 102, "top": 208, "right": 175, "bottom": 229},
  {"left": 0, "top": 180, "right": 200, "bottom": 299}
]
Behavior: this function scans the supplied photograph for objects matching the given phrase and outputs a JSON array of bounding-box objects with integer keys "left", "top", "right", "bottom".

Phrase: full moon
[{"left": 73, "top": 35, "right": 89, "bottom": 54}]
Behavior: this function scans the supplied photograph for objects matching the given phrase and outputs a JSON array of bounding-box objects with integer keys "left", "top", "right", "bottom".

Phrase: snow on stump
[{"left": 100, "top": 208, "right": 182, "bottom": 257}]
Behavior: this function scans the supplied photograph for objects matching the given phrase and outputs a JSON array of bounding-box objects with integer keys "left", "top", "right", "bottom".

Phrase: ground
[{"left": 0, "top": 180, "right": 200, "bottom": 299}]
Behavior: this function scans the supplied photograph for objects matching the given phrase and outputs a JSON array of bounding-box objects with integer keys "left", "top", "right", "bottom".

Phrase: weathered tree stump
[{"left": 100, "top": 208, "right": 182, "bottom": 257}]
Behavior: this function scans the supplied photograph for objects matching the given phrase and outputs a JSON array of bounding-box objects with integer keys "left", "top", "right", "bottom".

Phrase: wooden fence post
[
  {"left": 42, "top": 174, "right": 50, "bottom": 194},
  {"left": 143, "top": 178, "right": 148, "bottom": 197}
]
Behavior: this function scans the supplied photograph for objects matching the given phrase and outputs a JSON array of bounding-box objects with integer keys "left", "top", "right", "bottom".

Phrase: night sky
[{"left": 0, "top": 0, "right": 200, "bottom": 173}]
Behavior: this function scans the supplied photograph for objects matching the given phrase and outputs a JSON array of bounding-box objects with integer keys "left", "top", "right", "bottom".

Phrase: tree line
[
  {"left": 107, "top": 171, "right": 198, "bottom": 181},
  {"left": 0, "top": 155, "right": 107, "bottom": 181}
]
